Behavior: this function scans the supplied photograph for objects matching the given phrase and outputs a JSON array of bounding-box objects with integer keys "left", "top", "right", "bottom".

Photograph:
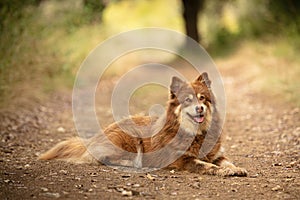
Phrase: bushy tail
[{"left": 39, "top": 137, "right": 94, "bottom": 163}]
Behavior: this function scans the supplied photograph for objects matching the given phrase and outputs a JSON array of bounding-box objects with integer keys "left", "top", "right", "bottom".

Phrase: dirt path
[{"left": 0, "top": 61, "right": 299, "bottom": 199}]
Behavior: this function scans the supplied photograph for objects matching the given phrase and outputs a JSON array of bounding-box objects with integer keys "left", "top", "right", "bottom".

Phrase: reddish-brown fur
[{"left": 39, "top": 73, "right": 247, "bottom": 176}]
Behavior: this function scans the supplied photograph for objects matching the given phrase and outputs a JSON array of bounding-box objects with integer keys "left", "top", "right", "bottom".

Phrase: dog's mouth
[{"left": 187, "top": 113, "right": 205, "bottom": 123}]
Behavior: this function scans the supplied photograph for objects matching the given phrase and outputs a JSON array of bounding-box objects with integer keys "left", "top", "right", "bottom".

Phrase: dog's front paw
[
  {"left": 218, "top": 167, "right": 248, "bottom": 177},
  {"left": 234, "top": 167, "right": 248, "bottom": 176}
]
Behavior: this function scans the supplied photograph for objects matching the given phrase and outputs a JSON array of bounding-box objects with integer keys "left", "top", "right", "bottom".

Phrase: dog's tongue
[{"left": 194, "top": 115, "right": 204, "bottom": 123}]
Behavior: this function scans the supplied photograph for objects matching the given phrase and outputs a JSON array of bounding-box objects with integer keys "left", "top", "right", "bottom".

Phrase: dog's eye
[
  {"left": 199, "top": 95, "right": 205, "bottom": 101},
  {"left": 185, "top": 97, "right": 192, "bottom": 102}
]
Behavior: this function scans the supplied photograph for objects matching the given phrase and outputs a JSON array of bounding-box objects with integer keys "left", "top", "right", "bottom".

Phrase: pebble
[
  {"left": 271, "top": 185, "right": 281, "bottom": 191},
  {"left": 57, "top": 127, "right": 65, "bottom": 133},
  {"left": 146, "top": 174, "right": 155, "bottom": 180},
  {"left": 16, "top": 166, "right": 23, "bottom": 170},
  {"left": 75, "top": 184, "right": 83, "bottom": 189},
  {"left": 41, "top": 187, "right": 49, "bottom": 192},
  {"left": 121, "top": 190, "right": 133, "bottom": 196},
  {"left": 250, "top": 174, "right": 259, "bottom": 178},
  {"left": 59, "top": 170, "right": 68, "bottom": 175},
  {"left": 132, "top": 183, "right": 140, "bottom": 188},
  {"left": 272, "top": 163, "right": 282, "bottom": 166},
  {"left": 42, "top": 192, "right": 60, "bottom": 198},
  {"left": 171, "top": 192, "right": 177, "bottom": 196}
]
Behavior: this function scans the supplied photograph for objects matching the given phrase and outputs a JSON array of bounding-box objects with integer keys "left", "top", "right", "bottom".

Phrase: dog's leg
[
  {"left": 213, "top": 156, "right": 247, "bottom": 176},
  {"left": 189, "top": 159, "right": 221, "bottom": 175},
  {"left": 170, "top": 156, "right": 220, "bottom": 175},
  {"left": 172, "top": 156, "right": 247, "bottom": 176}
]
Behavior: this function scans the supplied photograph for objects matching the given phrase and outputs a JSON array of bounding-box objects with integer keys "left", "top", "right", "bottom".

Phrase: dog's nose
[{"left": 195, "top": 105, "right": 204, "bottom": 113}]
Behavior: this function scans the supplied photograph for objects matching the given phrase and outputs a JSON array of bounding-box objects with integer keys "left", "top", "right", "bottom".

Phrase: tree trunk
[{"left": 182, "top": 0, "right": 205, "bottom": 43}]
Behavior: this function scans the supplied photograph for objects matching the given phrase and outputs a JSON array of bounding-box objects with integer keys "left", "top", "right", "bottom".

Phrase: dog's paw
[
  {"left": 234, "top": 167, "right": 248, "bottom": 177},
  {"left": 217, "top": 167, "right": 248, "bottom": 177}
]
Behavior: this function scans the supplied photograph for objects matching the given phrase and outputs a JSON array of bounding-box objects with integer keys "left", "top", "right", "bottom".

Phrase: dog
[{"left": 39, "top": 72, "right": 247, "bottom": 176}]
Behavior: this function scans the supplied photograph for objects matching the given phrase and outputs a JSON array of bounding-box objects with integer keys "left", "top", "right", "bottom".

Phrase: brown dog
[{"left": 39, "top": 73, "right": 247, "bottom": 176}]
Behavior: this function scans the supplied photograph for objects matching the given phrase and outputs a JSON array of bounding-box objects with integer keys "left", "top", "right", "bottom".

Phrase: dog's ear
[
  {"left": 195, "top": 72, "right": 211, "bottom": 88},
  {"left": 170, "top": 76, "right": 185, "bottom": 97}
]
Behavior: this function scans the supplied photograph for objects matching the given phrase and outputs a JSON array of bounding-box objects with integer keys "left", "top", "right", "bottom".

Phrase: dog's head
[{"left": 170, "top": 72, "right": 214, "bottom": 134}]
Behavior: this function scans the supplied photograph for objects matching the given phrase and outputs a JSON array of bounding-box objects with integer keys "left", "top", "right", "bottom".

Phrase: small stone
[
  {"left": 170, "top": 170, "right": 175, "bottom": 174},
  {"left": 272, "top": 185, "right": 281, "bottom": 191},
  {"left": 273, "top": 163, "right": 282, "bottom": 166},
  {"left": 132, "top": 184, "right": 140, "bottom": 188},
  {"left": 171, "top": 192, "right": 177, "bottom": 196},
  {"left": 59, "top": 170, "right": 68, "bottom": 175},
  {"left": 146, "top": 174, "right": 155, "bottom": 180},
  {"left": 115, "top": 187, "right": 124, "bottom": 192},
  {"left": 42, "top": 192, "right": 60, "bottom": 198},
  {"left": 41, "top": 187, "right": 49, "bottom": 192},
  {"left": 121, "top": 190, "right": 133, "bottom": 196},
  {"left": 16, "top": 166, "right": 23, "bottom": 170},
  {"left": 4, "top": 179, "right": 10, "bottom": 183},
  {"left": 24, "top": 164, "right": 30, "bottom": 168},
  {"left": 250, "top": 174, "right": 259, "bottom": 178},
  {"left": 57, "top": 127, "right": 65, "bottom": 133},
  {"left": 75, "top": 184, "right": 83, "bottom": 189},
  {"left": 49, "top": 172, "right": 57, "bottom": 176}
]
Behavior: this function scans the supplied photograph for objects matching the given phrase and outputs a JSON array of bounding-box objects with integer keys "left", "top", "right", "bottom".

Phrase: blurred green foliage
[
  {"left": 0, "top": 0, "right": 105, "bottom": 105},
  {"left": 0, "top": 0, "right": 299, "bottom": 107},
  {"left": 201, "top": 0, "right": 300, "bottom": 56},
  {"left": 83, "top": 0, "right": 106, "bottom": 16}
]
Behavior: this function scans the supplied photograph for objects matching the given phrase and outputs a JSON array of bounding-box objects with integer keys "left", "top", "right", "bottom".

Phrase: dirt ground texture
[{"left": 0, "top": 58, "right": 299, "bottom": 200}]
